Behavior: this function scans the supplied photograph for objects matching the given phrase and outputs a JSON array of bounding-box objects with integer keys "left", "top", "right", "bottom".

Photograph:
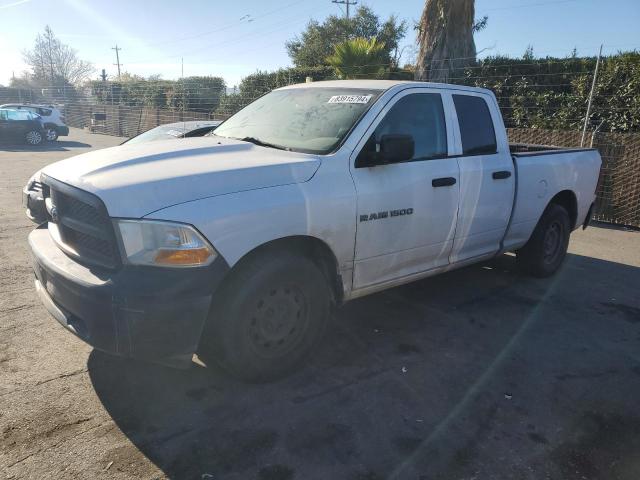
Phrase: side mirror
[
  {"left": 356, "top": 134, "right": 415, "bottom": 167},
  {"left": 379, "top": 134, "right": 414, "bottom": 163}
]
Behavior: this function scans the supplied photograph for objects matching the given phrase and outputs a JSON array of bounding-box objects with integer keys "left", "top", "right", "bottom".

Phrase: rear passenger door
[
  {"left": 450, "top": 93, "right": 515, "bottom": 263},
  {"left": 350, "top": 89, "right": 460, "bottom": 290}
]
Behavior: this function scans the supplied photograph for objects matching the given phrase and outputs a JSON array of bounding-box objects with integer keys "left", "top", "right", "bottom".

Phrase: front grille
[
  {"left": 55, "top": 190, "right": 108, "bottom": 228},
  {"left": 65, "top": 228, "right": 117, "bottom": 260},
  {"left": 43, "top": 176, "right": 120, "bottom": 269}
]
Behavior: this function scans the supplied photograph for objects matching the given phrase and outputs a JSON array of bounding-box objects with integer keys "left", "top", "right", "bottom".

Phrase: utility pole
[
  {"left": 112, "top": 45, "right": 122, "bottom": 80},
  {"left": 332, "top": 0, "right": 357, "bottom": 19},
  {"left": 581, "top": 44, "right": 603, "bottom": 147}
]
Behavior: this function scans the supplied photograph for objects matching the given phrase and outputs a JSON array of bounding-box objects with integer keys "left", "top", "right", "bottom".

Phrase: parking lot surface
[{"left": 1, "top": 129, "right": 640, "bottom": 480}]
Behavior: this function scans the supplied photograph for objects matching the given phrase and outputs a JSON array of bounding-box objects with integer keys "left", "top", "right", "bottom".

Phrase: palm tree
[
  {"left": 415, "top": 0, "right": 477, "bottom": 82},
  {"left": 326, "top": 37, "right": 387, "bottom": 79}
]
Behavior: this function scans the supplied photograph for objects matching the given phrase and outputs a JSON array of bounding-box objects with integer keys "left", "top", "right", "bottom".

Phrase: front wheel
[
  {"left": 199, "top": 252, "right": 331, "bottom": 382},
  {"left": 516, "top": 203, "right": 571, "bottom": 277},
  {"left": 25, "top": 130, "right": 43, "bottom": 146}
]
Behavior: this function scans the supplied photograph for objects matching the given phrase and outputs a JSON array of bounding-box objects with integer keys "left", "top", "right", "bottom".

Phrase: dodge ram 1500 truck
[{"left": 24, "top": 80, "right": 602, "bottom": 381}]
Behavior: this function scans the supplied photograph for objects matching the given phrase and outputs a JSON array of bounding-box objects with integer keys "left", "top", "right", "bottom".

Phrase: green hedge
[
  {"left": 216, "top": 66, "right": 337, "bottom": 116},
  {"left": 455, "top": 52, "right": 640, "bottom": 133},
  {"left": 83, "top": 52, "right": 639, "bottom": 133}
]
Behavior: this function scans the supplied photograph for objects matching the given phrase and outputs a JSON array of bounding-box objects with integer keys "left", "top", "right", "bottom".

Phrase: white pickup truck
[{"left": 25, "top": 80, "right": 601, "bottom": 381}]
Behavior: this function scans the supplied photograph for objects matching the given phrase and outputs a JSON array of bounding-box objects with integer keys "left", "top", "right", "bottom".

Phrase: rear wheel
[
  {"left": 199, "top": 251, "right": 331, "bottom": 382},
  {"left": 45, "top": 127, "right": 59, "bottom": 142},
  {"left": 516, "top": 203, "right": 571, "bottom": 277},
  {"left": 25, "top": 130, "right": 43, "bottom": 146}
]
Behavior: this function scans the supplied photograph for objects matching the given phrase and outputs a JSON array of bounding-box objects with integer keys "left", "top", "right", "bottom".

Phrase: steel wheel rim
[
  {"left": 247, "top": 285, "right": 309, "bottom": 359},
  {"left": 543, "top": 220, "right": 563, "bottom": 264},
  {"left": 46, "top": 129, "right": 57, "bottom": 141},
  {"left": 26, "top": 131, "right": 41, "bottom": 145}
]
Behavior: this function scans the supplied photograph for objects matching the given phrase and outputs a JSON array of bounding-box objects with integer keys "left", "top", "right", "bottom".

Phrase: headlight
[{"left": 114, "top": 219, "right": 217, "bottom": 267}]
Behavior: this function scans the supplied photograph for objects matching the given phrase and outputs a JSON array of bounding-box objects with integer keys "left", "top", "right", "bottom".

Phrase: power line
[
  {"left": 331, "top": 0, "right": 357, "bottom": 19},
  {"left": 143, "top": 0, "right": 307, "bottom": 48},
  {"left": 112, "top": 45, "right": 122, "bottom": 80}
]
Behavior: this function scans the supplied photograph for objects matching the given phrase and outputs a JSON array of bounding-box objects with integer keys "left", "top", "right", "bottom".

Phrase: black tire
[
  {"left": 25, "top": 130, "right": 43, "bottom": 146},
  {"left": 45, "top": 127, "right": 59, "bottom": 142},
  {"left": 199, "top": 251, "right": 331, "bottom": 382},
  {"left": 516, "top": 203, "right": 571, "bottom": 277}
]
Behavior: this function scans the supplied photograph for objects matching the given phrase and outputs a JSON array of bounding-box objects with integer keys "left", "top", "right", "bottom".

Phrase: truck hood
[{"left": 41, "top": 136, "right": 321, "bottom": 217}]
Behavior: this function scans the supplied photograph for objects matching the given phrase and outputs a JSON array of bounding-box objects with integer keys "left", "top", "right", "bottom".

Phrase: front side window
[
  {"left": 213, "top": 88, "right": 380, "bottom": 154},
  {"left": 453, "top": 94, "right": 497, "bottom": 155},
  {"left": 361, "top": 93, "right": 448, "bottom": 162}
]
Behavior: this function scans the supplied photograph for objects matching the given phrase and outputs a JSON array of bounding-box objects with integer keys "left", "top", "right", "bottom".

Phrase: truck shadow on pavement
[{"left": 88, "top": 252, "right": 640, "bottom": 480}]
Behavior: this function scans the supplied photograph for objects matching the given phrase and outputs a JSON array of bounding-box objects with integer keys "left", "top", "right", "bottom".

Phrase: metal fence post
[{"left": 581, "top": 44, "right": 603, "bottom": 147}]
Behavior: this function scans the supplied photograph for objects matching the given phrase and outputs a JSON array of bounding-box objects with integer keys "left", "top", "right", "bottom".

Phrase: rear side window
[
  {"left": 453, "top": 94, "right": 497, "bottom": 155},
  {"left": 38, "top": 108, "right": 52, "bottom": 116}
]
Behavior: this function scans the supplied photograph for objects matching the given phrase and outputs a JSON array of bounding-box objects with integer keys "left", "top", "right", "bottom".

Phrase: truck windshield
[{"left": 213, "top": 87, "right": 380, "bottom": 154}]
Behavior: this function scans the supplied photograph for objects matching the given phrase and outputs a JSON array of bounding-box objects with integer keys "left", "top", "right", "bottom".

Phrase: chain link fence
[
  {"left": 64, "top": 103, "right": 228, "bottom": 138},
  {"left": 2, "top": 76, "right": 639, "bottom": 228}
]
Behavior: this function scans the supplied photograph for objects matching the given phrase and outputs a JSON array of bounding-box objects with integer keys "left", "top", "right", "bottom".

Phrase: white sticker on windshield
[{"left": 327, "top": 94, "right": 372, "bottom": 104}]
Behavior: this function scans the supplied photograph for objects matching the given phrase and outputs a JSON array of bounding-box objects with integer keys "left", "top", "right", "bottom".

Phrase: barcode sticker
[{"left": 327, "top": 94, "right": 372, "bottom": 104}]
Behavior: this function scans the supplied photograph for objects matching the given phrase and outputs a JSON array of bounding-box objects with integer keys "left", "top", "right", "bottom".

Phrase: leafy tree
[
  {"left": 286, "top": 6, "right": 406, "bottom": 69},
  {"left": 21, "top": 25, "right": 93, "bottom": 86},
  {"left": 326, "top": 37, "right": 388, "bottom": 79},
  {"left": 415, "top": 0, "right": 478, "bottom": 82}
]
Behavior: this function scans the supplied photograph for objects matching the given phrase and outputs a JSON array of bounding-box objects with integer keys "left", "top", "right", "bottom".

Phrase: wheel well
[
  {"left": 549, "top": 190, "right": 578, "bottom": 228},
  {"left": 231, "top": 236, "right": 344, "bottom": 305}
]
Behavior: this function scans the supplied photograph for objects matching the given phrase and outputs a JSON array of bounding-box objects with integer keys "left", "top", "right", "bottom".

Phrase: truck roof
[{"left": 277, "top": 79, "right": 493, "bottom": 96}]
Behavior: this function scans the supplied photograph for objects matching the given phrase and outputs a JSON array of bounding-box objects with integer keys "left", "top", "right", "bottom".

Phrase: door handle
[
  {"left": 492, "top": 170, "right": 512, "bottom": 180},
  {"left": 432, "top": 177, "right": 457, "bottom": 187}
]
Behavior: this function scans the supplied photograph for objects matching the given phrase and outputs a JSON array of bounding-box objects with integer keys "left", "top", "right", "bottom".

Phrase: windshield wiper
[{"left": 239, "top": 136, "right": 289, "bottom": 151}]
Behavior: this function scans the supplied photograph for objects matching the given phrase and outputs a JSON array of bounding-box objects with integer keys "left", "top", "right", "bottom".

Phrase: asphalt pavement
[{"left": 1, "top": 129, "right": 640, "bottom": 480}]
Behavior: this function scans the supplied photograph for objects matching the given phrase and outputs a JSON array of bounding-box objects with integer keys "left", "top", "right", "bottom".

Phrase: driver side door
[{"left": 349, "top": 89, "right": 460, "bottom": 290}]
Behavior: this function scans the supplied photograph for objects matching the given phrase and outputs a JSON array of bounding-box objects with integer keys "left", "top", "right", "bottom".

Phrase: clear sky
[{"left": 1, "top": 0, "right": 639, "bottom": 87}]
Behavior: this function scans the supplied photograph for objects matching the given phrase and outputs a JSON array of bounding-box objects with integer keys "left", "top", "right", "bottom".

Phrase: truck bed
[{"left": 503, "top": 145, "right": 601, "bottom": 253}]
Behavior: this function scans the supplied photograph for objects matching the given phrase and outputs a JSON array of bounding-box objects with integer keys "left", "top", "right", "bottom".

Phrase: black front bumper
[
  {"left": 56, "top": 125, "right": 70, "bottom": 136},
  {"left": 29, "top": 226, "right": 229, "bottom": 367}
]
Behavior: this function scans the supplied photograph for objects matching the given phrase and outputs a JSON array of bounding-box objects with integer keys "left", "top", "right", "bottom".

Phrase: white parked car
[
  {"left": 1, "top": 103, "right": 68, "bottom": 141},
  {"left": 24, "top": 80, "right": 601, "bottom": 381}
]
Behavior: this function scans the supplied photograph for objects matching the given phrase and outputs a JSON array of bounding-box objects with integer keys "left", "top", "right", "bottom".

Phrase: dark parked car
[
  {"left": 0, "top": 103, "right": 68, "bottom": 141},
  {"left": 0, "top": 108, "right": 45, "bottom": 146},
  {"left": 123, "top": 120, "right": 222, "bottom": 145}
]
